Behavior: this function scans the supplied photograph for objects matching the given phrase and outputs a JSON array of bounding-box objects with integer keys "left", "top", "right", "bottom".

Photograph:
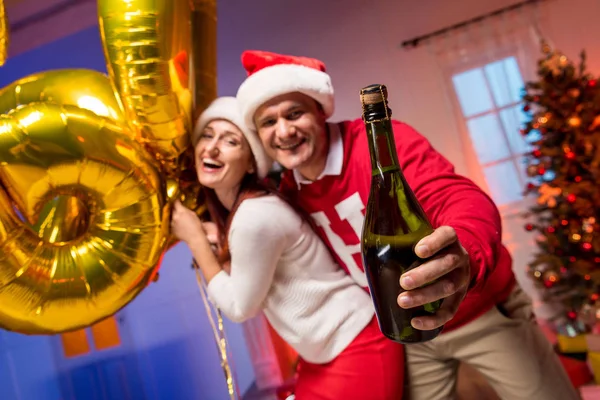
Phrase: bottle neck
[{"left": 365, "top": 117, "right": 400, "bottom": 175}]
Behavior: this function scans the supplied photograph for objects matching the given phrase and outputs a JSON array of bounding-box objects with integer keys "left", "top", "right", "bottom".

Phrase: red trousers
[{"left": 294, "top": 317, "right": 405, "bottom": 400}]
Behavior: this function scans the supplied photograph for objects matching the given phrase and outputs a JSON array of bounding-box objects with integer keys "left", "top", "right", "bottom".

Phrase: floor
[
  {"left": 242, "top": 363, "right": 500, "bottom": 400},
  {"left": 243, "top": 320, "right": 591, "bottom": 400}
]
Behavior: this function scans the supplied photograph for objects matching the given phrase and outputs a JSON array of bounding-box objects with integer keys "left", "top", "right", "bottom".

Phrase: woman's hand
[
  {"left": 202, "top": 221, "right": 220, "bottom": 253},
  {"left": 171, "top": 200, "right": 205, "bottom": 245},
  {"left": 201, "top": 221, "right": 231, "bottom": 273},
  {"left": 172, "top": 204, "right": 231, "bottom": 275}
]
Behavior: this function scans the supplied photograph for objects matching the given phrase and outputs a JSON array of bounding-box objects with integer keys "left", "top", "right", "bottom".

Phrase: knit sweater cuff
[
  {"left": 206, "top": 270, "right": 229, "bottom": 306},
  {"left": 453, "top": 226, "right": 485, "bottom": 292}
]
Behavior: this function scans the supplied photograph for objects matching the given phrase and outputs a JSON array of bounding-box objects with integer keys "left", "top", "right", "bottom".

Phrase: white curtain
[
  {"left": 421, "top": 2, "right": 562, "bottom": 322},
  {"left": 421, "top": 1, "right": 547, "bottom": 202},
  {"left": 425, "top": 2, "right": 546, "bottom": 82}
]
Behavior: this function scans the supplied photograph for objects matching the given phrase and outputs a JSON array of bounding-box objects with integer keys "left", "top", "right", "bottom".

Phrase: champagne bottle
[{"left": 360, "top": 84, "right": 443, "bottom": 344}]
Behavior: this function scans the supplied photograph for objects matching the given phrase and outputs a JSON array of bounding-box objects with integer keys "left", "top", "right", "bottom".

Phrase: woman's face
[{"left": 195, "top": 119, "right": 255, "bottom": 191}]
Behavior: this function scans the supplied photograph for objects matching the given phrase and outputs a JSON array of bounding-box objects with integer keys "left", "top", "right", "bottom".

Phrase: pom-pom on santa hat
[
  {"left": 236, "top": 50, "right": 335, "bottom": 128},
  {"left": 193, "top": 96, "right": 272, "bottom": 179}
]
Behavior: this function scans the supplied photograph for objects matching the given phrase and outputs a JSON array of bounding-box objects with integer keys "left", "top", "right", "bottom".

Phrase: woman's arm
[
  {"left": 171, "top": 197, "right": 297, "bottom": 322},
  {"left": 171, "top": 201, "right": 223, "bottom": 283},
  {"left": 201, "top": 221, "right": 231, "bottom": 274}
]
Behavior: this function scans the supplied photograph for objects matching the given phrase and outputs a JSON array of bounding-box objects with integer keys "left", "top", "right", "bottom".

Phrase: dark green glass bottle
[{"left": 360, "top": 84, "right": 443, "bottom": 344}]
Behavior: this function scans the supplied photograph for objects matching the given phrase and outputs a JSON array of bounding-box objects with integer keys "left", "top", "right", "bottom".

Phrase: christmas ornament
[
  {"left": 537, "top": 184, "right": 562, "bottom": 208},
  {"left": 568, "top": 116, "right": 582, "bottom": 127},
  {"left": 583, "top": 217, "right": 596, "bottom": 233},
  {"left": 527, "top": 164, "right": 540, "bottom": 177},
  {"left": 589, "top": 115, "right": 600, "bottom": 131},
  {"left": 538, "top": 113, "right": 551, "bottom": 125},
  {"left": 543, "top": 271, "right": 559, "bottom": 288},
  {"left": 543, "top": 52, "right": 568, "bottom": 76},
  {"left": 584, "top": 140, "right": 594, "bottom": 155}
]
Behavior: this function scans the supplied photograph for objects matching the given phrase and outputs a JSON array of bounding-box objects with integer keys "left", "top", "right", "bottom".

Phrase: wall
[
  {"left": 7, "top": 0, "right": 599, "bottom": 171},
  {"left": 3, "top": 0, "right": 599, "bottom": 387}
]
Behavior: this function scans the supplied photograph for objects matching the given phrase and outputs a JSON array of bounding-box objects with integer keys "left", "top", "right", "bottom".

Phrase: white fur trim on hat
[
  {"left": 236, "top": 64, "right": 334, "bottom": 129},
  {"left": 193, "top": 96, "right": 273, "bottom": 179}
]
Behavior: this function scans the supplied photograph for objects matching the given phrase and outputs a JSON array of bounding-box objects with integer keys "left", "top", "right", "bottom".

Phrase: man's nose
[{"left": 275, "top": 119, "right": 295, "bottom": 140}]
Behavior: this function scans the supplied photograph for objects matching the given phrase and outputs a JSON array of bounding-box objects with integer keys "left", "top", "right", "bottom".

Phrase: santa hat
[
  {"left": 236, "top": 50, "right": 335, "bottom": 128},
  {"left": 193, "top": 96, "right": 272, "bottom": 179}
]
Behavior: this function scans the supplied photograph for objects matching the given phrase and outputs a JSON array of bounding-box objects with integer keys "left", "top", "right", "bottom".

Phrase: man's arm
[
  {"left": 393, "top": 120, "right": 503, "bottom": 291},
  {"left": 388, "top": 120, "right": 504, "bottom": 330}
]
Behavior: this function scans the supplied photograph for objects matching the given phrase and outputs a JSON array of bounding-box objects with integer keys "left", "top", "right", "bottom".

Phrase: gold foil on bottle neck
[{"left": 360, "top": 85, "right": 388, "bottom": 105}]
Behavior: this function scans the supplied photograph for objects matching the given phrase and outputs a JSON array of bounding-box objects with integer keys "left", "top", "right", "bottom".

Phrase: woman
[{"left": 171, "top": 96, "right": 404, "bottom": 399}]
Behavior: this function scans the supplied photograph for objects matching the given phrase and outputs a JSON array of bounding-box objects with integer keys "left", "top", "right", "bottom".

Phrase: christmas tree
[{"left": 522, "top": 42, "right": 600, "bottom": 334}]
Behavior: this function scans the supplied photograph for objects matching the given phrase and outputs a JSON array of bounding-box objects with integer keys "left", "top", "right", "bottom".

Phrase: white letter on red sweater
[{"left": 311, "top": 193, "right": 368, "bottom": 287}]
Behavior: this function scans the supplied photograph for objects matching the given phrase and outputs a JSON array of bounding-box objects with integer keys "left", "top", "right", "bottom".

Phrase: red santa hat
[
  {"left": 236, "top": 50, "right": 335, "bottom": 128},
  {"left": 193, "top": 96, "right": 272, "bottom": 179}
]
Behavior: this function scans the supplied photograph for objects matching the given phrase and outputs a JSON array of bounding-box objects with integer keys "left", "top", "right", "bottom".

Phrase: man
[{"left": 235, "top": 50, "right": 578, "bottom": 400}]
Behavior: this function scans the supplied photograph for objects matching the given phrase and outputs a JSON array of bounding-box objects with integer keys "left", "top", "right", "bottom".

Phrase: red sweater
[{"left": 280, "top": 119, "right": 516, "bottom": 332}]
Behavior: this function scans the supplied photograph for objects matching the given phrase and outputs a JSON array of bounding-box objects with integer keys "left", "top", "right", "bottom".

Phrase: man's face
[{"left": 253, "top": 92, "right": 327, "bottom": 172}]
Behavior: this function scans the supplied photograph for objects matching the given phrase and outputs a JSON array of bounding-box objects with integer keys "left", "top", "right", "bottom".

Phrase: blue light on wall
[{"left": 0, "top": 26, "right": 108, "bottom": 86}]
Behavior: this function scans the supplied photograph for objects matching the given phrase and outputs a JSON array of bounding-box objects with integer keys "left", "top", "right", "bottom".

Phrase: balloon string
[
  {"left": 0, "top": 0, "right": 9, "bottom": 66},
  {"left": 193, "top": 260, "right": 239, "bottom": 399}
]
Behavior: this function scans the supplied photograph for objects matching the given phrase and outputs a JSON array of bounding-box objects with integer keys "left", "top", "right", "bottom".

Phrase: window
[{"left": 451, "top": 56, "right": 531, "bottom": 207}]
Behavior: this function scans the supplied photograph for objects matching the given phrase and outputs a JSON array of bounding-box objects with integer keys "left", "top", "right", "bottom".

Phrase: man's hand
[{"left": 397, "top": 226, "right": 470, "bottom": 331}]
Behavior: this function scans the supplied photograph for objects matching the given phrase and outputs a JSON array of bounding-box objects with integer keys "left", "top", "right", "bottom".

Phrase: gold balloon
[
  {"left": 0, "top": 0, "right": 8, "bottom": 66},
  {"left": 0, "top": 72, "right": 171, "bottom": 334},
  {"left": 0, "top": 0, "right": 218, "bottom": 335},
  {"left": 98, "top": 0, "right": 217, "bottom": 214},
  {"left": 98, "top": 0, "right": 192, "bottom": 163},
  {"left": 0, "top": 1, "right": 233, "bottom": 394},
  {"left": 0, "top": 69, "right": 126, "bottom": 123}
]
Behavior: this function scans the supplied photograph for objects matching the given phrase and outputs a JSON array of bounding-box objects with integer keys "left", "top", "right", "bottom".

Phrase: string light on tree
[{"left": 522, "top": 41, "right": 600, "bottom": 334}]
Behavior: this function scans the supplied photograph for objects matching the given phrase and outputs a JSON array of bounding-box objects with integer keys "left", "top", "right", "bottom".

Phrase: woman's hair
[{"left": 203, "top": 164, "right": 317, "bottom": 264}]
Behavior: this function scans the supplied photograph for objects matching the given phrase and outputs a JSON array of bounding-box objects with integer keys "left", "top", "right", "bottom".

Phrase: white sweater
[{"left": 207, "top": 195, "right": 374, "bottom": 363}]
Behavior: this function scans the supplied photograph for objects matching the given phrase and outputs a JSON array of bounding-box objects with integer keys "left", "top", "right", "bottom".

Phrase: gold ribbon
[
  {"left": 194, "top": 260, "right": 239, "bottom": 400},
  {"left": 0, "top": 0, "right": 8, "bottom": 66}
]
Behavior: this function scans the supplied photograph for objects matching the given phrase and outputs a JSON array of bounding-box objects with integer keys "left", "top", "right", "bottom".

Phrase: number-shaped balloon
[
  {"left": 98, "top": 0, "right": 217, "bottom": 212},
  {"left": 0, "top": 0, "right": 217, "bottom": 334},
  {"left": 0, "top": 70, "right": 171, "bottom": 334}
]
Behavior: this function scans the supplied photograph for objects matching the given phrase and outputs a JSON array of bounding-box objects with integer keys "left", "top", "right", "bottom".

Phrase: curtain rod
[{"left": 400, "top": 0, "right": 542, "bottom": 49}]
